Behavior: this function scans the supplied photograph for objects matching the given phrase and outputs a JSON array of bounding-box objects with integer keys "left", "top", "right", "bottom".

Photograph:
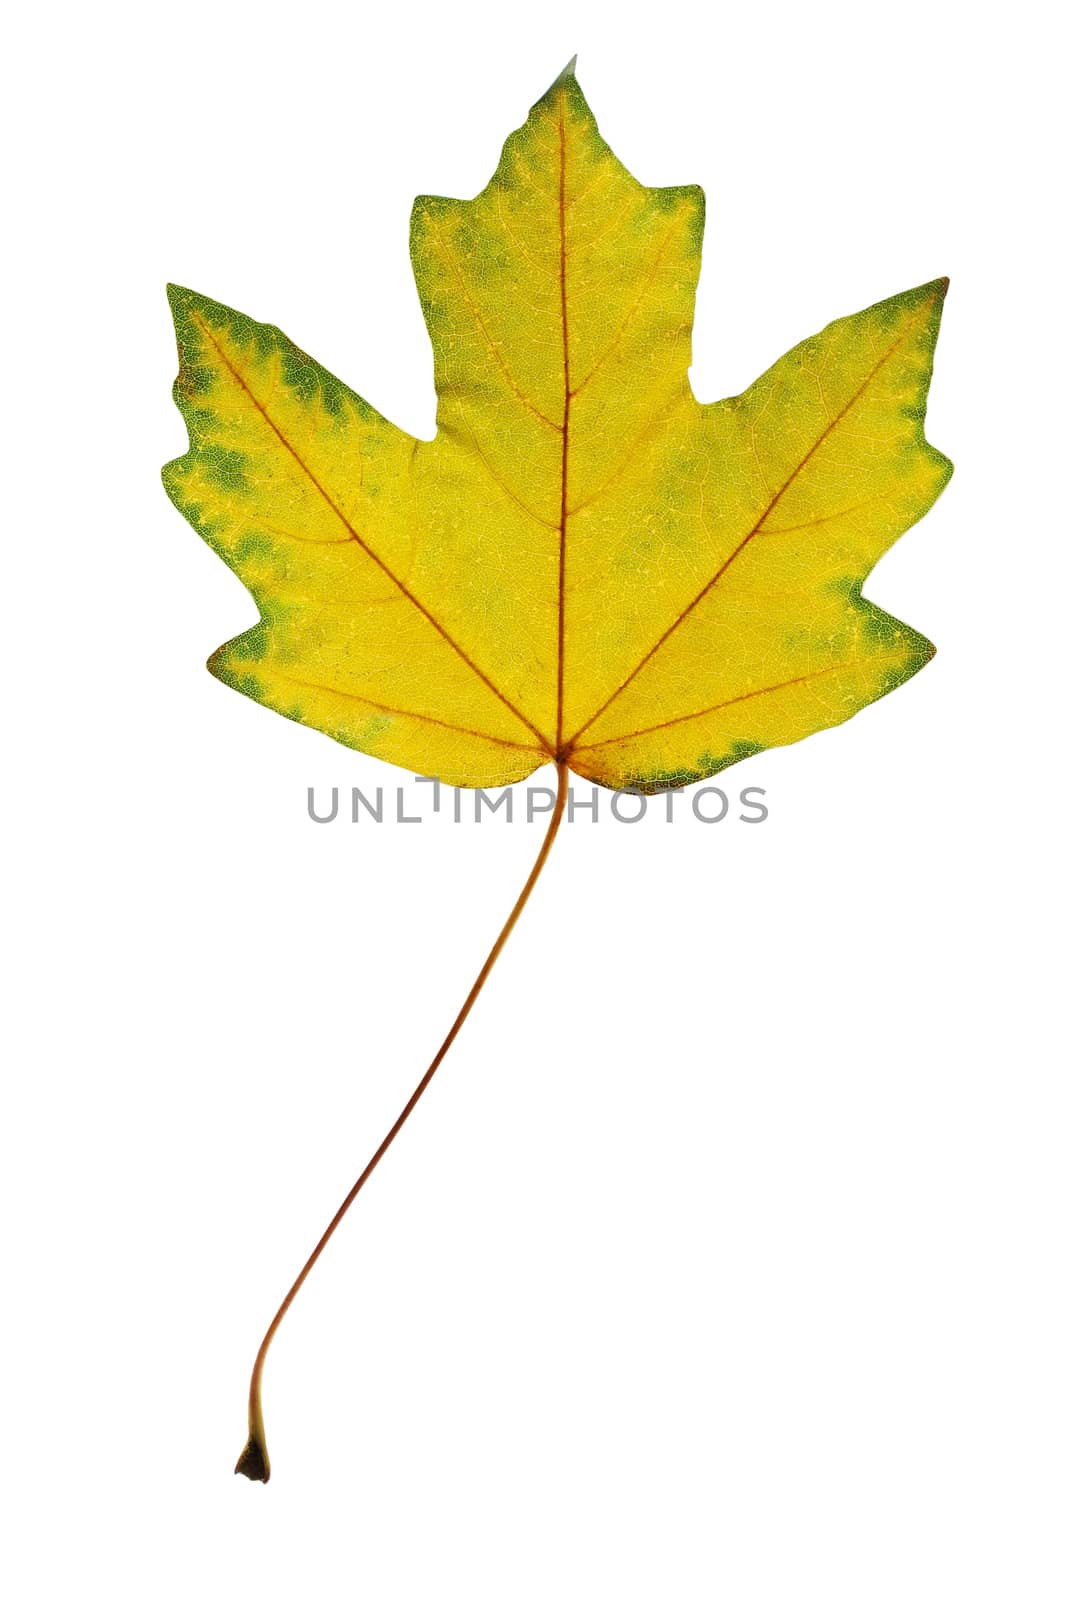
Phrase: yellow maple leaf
[
  {"left": 164, "top": 63, "right": 949, "bottom": 797},
  {"left": 164, "top": 62, "right": 951, "bottom": 1484}
]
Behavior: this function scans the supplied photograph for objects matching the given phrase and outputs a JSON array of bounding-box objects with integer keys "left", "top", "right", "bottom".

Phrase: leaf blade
[{"left": 164, "top": 72, "right": 951, "bottom": 792}]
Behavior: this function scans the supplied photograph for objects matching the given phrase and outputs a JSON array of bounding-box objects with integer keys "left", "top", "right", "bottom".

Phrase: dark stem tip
[{"left": 234, "top": 1434, "right": 270, "bottom": 1483}]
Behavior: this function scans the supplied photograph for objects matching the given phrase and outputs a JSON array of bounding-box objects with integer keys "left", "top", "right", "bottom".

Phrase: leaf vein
[
  {"left": 571, "top": 665, "right": 846, "bottom": 751},
  {"left": 277, "top": 676, "right": 544, "bottom": 753}
]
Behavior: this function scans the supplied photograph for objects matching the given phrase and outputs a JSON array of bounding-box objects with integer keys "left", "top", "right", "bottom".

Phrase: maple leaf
[
  {"left": 163, "top": 62, "right": 951, "bottom": 1482},
  {"left": 164, "top": 65, "right": 949, "bottom": 797}
]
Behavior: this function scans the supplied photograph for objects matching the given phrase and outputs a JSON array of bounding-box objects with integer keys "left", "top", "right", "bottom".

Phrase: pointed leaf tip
[
  {"left": 235, "top": 1435, "right": 270, "bottom": 1482},
  {"left": 549, "top": 56, "right": 578, "bottom": 89}
]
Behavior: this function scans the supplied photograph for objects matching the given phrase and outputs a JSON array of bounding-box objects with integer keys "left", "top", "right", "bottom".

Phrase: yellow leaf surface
[{"left": 164, "top": 64, "right": 950, "bottom": 790}]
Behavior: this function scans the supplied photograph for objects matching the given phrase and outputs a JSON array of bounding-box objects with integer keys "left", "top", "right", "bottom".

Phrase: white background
[{"left": 4, "top": 1, "right": 1064, "bottom": 1595}]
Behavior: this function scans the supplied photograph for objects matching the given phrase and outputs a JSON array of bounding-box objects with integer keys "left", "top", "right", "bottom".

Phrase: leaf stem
[{"left": 236, "top": 760, "right": 571, "bottom": 1482}]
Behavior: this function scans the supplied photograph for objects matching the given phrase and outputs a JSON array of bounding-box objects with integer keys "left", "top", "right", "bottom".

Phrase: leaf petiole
[{"left": 235, "top": 760, "right": 570, "bottom": 1482}]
